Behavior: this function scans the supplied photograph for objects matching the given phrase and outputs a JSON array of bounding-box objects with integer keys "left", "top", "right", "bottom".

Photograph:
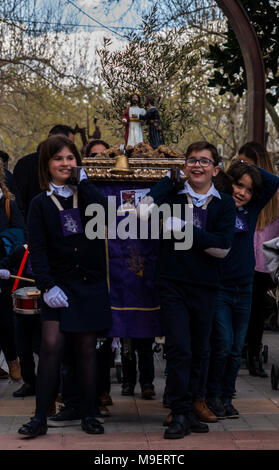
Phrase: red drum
[{"left": 12, "top": 287, "right": 41, "bottom": 315}]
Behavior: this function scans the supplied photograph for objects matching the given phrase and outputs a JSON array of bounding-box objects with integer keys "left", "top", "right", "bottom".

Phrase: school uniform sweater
[
  {"left": 145, "top": 177, "right": 236, "bottom": 288},
  {"left": 27, "top": 179, "right": 108, "bottom": 292},
  {"left": 221, "top": 166, "right": 279, "bottom": 287}
]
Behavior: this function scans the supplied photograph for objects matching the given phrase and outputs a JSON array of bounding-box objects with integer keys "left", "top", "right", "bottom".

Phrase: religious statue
[
  {"left": 122, "top": 93, "right": 146, "bottom": 147},
  {"left": 139, "top": 96, "right": 164, "bottom": 149}
]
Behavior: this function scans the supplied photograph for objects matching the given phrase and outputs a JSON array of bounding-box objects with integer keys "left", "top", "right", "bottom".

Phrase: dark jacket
[
  {"left": 221, "top": 166, "right": 279, "bottom": 286},
  {"left": 146, "top": 176, "right": 236, "bottom": 287},
  {"left": 157, "top": 191, "right": 236, "bottom": 287},
  {"left": 4, "top": 169, "right": 23, "bottom": 211},
  {"left": 27, "top": 179, "right": 108, "bottom": 292},
  {"left": 13, "top": 151, "right": 41, "bottom": 220}
]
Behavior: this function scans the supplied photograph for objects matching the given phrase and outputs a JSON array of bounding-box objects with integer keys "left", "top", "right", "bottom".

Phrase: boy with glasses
[{"left": 137, "top": 141, "right": 236, "bottom": 439}]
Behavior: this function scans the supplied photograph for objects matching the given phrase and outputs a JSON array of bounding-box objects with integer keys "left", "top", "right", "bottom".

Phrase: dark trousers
[
  {"left": 158, "top": 279, "right": 218, "bottom": 415},
  {"left": 96, "top": 339, "right": 112, "bottom": 395},
  {"left": 0, "top": 292, "right": 17, "bottom": 361},
  {"left": 246, "top": 271, "right": 275, "bottom": 357},
  {"left": 15, "top": 314, "right": 41, "bottom": 385},
  {"left": 61, "top": 337, "right": 112, "bottom": 410},
  {"left": 121, "top": 338, "right": 155, "bottom": 388}
]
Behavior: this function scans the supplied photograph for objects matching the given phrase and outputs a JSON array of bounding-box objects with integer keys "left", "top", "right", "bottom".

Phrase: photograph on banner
[{"left": 118, "top": 188, "right": 150, "bottom": 213}]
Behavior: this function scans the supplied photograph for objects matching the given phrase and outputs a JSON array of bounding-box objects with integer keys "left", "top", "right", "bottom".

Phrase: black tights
[{"left": 35, "top": 321, "right": 97, "bottom": 423}]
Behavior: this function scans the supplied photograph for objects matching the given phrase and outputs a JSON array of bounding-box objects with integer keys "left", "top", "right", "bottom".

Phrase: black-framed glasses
[
  {"left": 185, "top": 157, "right": 215, "bottom": 168},
  {"left": 89, "top": 152, "right": 98, "bottom": 158}
]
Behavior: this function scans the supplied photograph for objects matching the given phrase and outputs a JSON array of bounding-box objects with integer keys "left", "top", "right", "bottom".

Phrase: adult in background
[
  {"left": 237, "top": 142, "right": 279, "bottom": 377},
  {"left": 0, "top": 151, "right": 22, "bottom": 211},
  {"left": 18, "top": 135, "right": 112, "bottom": 438},
  {"left": 85, "top": 139, "right": 110, "bottom": 158},
  {"left": 13, "top": 125, "right": 75, "bottom": 220}
]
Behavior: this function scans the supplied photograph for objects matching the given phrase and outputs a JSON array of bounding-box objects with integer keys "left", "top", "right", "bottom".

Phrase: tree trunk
[{"left": 266, "top": 100, "right": 279, "bottom": 136}]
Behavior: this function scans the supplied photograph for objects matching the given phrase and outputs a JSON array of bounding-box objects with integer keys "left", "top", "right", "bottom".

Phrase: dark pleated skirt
[{"left": 40, "top": 278, "right": 112, "bottom": 333}]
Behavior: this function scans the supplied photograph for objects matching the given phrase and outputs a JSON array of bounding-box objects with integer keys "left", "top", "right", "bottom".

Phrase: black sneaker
[
  {"left": 206, "top": 398, "right": 227, "bottom": 419},
  {"left": 185, "top": 412, "right": 209, "bottom": 433},
  {"left": 223, "top": 401, "right": 239, "bottom": 419},
  {"left": 47, "top": 406, "right": 81, "bottom": 427},
  {"left": 13, "top": 383, "right": 36, "bottom": 398}
]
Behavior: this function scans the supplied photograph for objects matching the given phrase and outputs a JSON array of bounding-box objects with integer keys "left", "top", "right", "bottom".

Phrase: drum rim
[{"left": 13, "top": 308, "right": 40, "bottom": 315}]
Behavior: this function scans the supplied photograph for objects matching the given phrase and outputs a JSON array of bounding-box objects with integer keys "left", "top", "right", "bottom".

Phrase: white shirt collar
[
  {"left": 0, "top": 188, "right": 3, "bottom": 200},
  {"left": 46, "top": 182, "right": 74, "bottom": 198},
  {"left": 180, "top": 181, "right": 221, "bottom": 200}
]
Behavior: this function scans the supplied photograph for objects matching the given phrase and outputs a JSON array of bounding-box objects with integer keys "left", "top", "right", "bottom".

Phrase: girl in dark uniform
[{"left": 18, "top": 135, "right": 112, "bottom": 438}]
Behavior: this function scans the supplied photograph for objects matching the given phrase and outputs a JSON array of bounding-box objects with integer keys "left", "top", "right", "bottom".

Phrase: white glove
[
  {"left": 0, "top": 269, "right": 10, "bottom": 280},
  {"left": 166, "top": 170, "right": 185, "bottom": 178},
  {"left": 163, "top": 216, "right": 186, "bottom": 235},
  {"left": 43, "top": 286, "right": 69, "bottom": 308},
  {"left": 79, "top": 168, "right": 88, "bottom": 182}
]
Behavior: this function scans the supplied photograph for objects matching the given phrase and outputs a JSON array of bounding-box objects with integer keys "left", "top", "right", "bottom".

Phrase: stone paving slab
[
  {"left": 1, "top": 430, "right": 279, "bottom": 451},
  {"left": 1, "top": 331, "right": 279, "bottom": 451},
  {"left": 234, "top": 398, "right": 279, "bottom": 413}
]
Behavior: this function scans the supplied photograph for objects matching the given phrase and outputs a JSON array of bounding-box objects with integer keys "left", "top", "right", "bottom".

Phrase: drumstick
[{"left": 10, "top": 274, "right": 35, "bottom": 283}]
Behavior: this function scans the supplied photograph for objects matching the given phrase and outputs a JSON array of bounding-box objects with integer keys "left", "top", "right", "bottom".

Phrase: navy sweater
[
  {"left": 148, "top": 178, "right": 236, "bottom": 287},
  {"left": 221, "top": 166, "right": 279, "bottom": 286},
  {"left": 27, "top": 179, "right": 108, "bottom": 292},
  {"left": 0, "top": 197, "right": 26, "bottom": 259}
]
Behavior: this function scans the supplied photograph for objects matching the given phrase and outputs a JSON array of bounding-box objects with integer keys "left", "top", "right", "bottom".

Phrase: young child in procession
[
  {"left": 17, "top": 134, "right": 112, "bottom": 439},
  {"left": 206, "top": 159, "right": 279, "bottom": 419},
  {"left": 137, "top": 141, "right": 236, "bottom": 439}
]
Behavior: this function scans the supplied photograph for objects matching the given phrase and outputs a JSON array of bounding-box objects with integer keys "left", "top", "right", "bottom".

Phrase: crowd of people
[{"left": 0, "top": 124, "right": 278, "bottom": 441}]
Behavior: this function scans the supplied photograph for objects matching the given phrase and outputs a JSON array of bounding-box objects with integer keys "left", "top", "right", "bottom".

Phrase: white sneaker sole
[{"left": 47, "top": 419, "right": 81, "bottom": 427}]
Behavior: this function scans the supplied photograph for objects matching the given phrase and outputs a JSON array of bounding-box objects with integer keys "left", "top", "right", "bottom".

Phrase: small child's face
[{"left": 232, "top": 173, "right": 253, "bottom": 207}]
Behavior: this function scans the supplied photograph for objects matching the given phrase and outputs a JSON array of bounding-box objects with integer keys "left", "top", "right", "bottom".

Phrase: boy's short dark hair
[
  {"left": 39, "top": 135, "right": 82, "bottom": 191},
  {"left": 48, "top": 125, "right": 75, "bottom": 137},
  {"left": 227, "top": 160, "right": 262, "bottom": 201},
  {"left": 185, "top": 141, "right": 220, "bottom": 166}
]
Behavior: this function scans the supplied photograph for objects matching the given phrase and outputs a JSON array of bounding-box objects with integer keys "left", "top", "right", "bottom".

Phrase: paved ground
[{"left": 1, "top": 331, "right": 279, "bottom": 451}]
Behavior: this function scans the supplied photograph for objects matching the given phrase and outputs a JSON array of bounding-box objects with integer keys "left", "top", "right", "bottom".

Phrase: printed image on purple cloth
[
  {"left": 193, "top": 207, "right": 208, "bottom": 230},
  {"left": 95, "top": 181, "right": 163, "bottom": 337},
  {"left": 60, "top": 208, "right": 84, "bottom": 237},
  {"left": 235, "top": 210, "right": 249, "bottom": 232}
]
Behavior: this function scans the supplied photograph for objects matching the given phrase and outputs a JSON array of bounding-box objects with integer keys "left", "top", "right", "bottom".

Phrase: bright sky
[{"left": 72, "top": 0, "right": 151, "bottom": 28}]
